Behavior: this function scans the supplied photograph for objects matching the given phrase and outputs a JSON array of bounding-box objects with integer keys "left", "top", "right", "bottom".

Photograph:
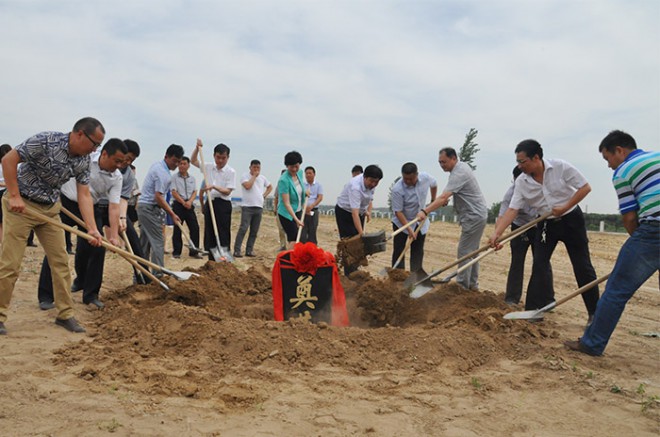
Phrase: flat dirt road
[{"left": 1, "top": 213, "right": 658, "bottom": 436}]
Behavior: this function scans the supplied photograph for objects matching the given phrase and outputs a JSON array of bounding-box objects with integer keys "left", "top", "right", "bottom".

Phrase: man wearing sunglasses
[{"left": 0, "top": 117, "right": 105, "bottom": 335}]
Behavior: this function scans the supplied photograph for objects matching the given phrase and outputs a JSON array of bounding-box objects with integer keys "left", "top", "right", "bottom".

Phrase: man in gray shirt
[{"left": 417, "top": 147, "right": 487, "bottom": 290}]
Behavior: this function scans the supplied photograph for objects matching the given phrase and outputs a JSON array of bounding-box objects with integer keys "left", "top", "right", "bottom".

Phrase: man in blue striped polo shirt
[{"left": 565, "top": 130, "right": 660, "bottom": 356}]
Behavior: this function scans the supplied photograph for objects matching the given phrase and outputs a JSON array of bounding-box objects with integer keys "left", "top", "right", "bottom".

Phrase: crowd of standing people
[{"left": 0, "top": 119, "right": 657, "bottom": 359}]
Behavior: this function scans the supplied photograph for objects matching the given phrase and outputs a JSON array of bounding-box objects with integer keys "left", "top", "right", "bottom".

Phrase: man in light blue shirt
[
  {"left": 137, "top": 144, "right": 183, "bottom": 272},
  {"left": 391, "top": 162, "right": 437, "bottom": 272}
]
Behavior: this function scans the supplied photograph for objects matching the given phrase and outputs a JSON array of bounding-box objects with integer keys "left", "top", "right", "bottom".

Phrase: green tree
[
  {"left": 459, "top": 128, "right": 479, "bottom": 170},
  {"left": 487, "top": 201, "right": 502, "bottom": 224}
]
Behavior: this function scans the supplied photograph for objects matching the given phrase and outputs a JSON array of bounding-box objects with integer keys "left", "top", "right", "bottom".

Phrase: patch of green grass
[
  {"left": 610, "top": 385, "right": 622, "bottom": 394},
  {"left": 641, "top": 395, "right": 659, "bottom": 413},
  {"left": 470, "top": 377, "right": 482, "bottom": 390},
  {"left": 585, "top": 371, "right": 594, "bottom": 379},
  {"left": 98, "top": 418, "right": 122, "bottom": 433},
  {"left": 636, "top": 383, "right": 646, "bottom": 395}
]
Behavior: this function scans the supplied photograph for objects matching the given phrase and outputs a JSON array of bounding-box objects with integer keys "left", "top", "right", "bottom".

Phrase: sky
[{"left": 1, "top": 0, "right": 658, "bottom": 214}]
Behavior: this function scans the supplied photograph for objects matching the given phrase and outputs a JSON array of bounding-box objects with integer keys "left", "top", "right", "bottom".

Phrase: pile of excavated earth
[{"left": 54, "top": 262, "right": 557, "bottom": 407}]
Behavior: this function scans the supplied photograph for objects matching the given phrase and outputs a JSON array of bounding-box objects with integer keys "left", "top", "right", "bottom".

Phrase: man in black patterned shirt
[{"left": 0, "top": 117, "right": 104, "bottom": 335}]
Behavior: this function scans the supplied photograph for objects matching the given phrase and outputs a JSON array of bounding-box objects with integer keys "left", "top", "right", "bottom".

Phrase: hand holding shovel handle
[
  {"left": 408, "top": 212, "right": 551, "bottom": 291},
  {"left": 296, "top": 196, "right": 309, "bottom": 244},
  {"left": 392, "top": 223, "right": 420, "bottom": 269},
  {"left": 23, "top": 206, "right": 196, "bottom": 281},
  {"left": 438, "top": 217, "right": 544, "bottom": 283},
  {"left": 197, "top": 140, "right": 230, "bottom": 261}
]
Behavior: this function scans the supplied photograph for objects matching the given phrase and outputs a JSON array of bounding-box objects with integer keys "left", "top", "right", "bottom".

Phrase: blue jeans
[{"left": 580, "top": 221, "right": 660, "bottom": 355}]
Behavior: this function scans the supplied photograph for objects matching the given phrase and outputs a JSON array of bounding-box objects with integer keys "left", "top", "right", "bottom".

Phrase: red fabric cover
[{"left": 272, "top": 243, "right": 349, "bottom": 327}]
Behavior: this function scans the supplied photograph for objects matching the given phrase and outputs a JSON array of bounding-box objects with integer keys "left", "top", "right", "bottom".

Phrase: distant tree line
[{"left": 487, "top": 201, "right": 625, "bottom": 232}]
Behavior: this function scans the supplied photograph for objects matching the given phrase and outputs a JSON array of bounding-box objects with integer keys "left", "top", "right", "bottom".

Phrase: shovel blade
[
  {"left": 503, "top": 309, "right": 545, "bottom": 320},
  {"left": 220, "top": 246, "right": 234, "bottom": 262},
  {"left": 171, "top": 271, "right": 200, "bottom": 281},
  {"left": 209, "top": 246, "right": 223, "bottom": 262},
  {"left": 403, "top": 268, "right": 429, "bottom": 288},
  {"left": 409, "top": 282, "right": 434, "bottom": 299}
]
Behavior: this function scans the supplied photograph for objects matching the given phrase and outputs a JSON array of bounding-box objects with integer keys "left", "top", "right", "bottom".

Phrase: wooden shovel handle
[
  {"left": 390, "top": 218, "right": 420, "bottom": 239},
  {"left": 24, "top": 206, "right": 165, "bottom": 273},
  {"left": 198, "top": 146, "right": 222, "bottom": 246},
  {"left": 392, "top": 223, "right": 421, "bottom": 269},
  {"left": 415, "top": 212, "right": 552, "bottom": 286},
  {"left": 555, "top": 273, "right": 610, "bottom": 308},
  {"left": 59, "top": 207, "right": 168, "bottom": 289}
]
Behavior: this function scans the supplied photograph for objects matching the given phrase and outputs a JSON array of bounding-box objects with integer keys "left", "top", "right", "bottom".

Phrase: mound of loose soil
[{"left": 53, "top": 262, "right": 557, "bottom": 407}]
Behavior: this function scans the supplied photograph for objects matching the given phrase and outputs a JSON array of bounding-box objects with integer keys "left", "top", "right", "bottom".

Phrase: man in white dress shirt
[
  {"left": 191, "top": 140, "right": 236, "bottom": 259},
  {"left": 489, "top": 139, "right": 600, "bottom": 325}
]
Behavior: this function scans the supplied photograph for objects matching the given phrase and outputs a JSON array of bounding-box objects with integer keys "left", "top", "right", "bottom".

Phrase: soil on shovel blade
[{"left": 54, "top": 262, "right": 555, "bottom": 406}]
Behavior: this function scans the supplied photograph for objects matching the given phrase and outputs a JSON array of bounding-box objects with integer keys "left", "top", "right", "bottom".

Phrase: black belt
[{"left": 25, "top": 196, "right": 53, "bottom": 206}]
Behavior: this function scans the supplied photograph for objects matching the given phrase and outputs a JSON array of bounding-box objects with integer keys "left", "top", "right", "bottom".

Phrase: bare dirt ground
[{"left": 1, "top": 213, "right": 658, "bottom": 436}]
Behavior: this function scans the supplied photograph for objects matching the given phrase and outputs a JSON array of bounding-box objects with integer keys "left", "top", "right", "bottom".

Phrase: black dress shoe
[
  {"left": 233, "top": 252, "right": 243, "bottom": 258},
  {"left": 85, "top": 299, "right": 105, "bottom": 309},
  {"left": 246, "top": 252, "right": 256, "bottom": 257},
  {"left": 39, "top": 301, "right": 55, "bottom": 311},
  {"left": 172, "top": 254, "right": 181, "bottom": 259},
  {"left": 55, "top": 317, "right": 86, "bottom": 333},
  {"left": 71, "top": 279, "right": 82, "bottom": 293}
]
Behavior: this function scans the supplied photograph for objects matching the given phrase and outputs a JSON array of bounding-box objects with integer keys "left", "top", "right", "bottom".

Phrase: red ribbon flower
[{"left": 290, "top": 242, "right": 327, "bottom": 275}]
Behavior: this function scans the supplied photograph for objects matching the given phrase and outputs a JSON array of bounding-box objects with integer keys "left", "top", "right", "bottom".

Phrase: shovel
[
  {"left": 119, "top": 230, "right": 147, "bottom": 285},
  {"left": 295, "top": 196, "right": 310, "bottom": 244},
  {"left": 174, "top": 221, "right": 209, "bottom": 256},
  {"left": 197, "top": 144, "right": 231, "bottom": 262},
  {"left": 406, "top": 212, "right": 552, "bottom": 295},
  {"left": 24, "top": 206, "right": 198, "bottom": 282},
  {"left": 362, "top": 218, "right": 420, "bottom": 254},
  {"left": 503, "top": 274, "right": 610, "bottom": 321},
  {"left": 59, "top": 206, "right": 170, "bottom": 291},
  {"left": 378, "top": 222, "right": 420, "bottom": 276}
]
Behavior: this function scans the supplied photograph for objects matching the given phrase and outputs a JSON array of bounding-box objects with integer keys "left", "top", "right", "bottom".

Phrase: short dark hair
[
  {"left": 351, "top": 165, "right": 363, "bottom": 174},
  {"left": 166, "top": 144, "right": 185, "bottom": 158},
  {"left": 72, "top": 117, "right": 105, "bottom": 136},
  {"left": 214, "top": 143, "right": 230, "bottom": 156},
  {"left": 250, "top": 159, "right": 261, "bottom": 166},
  {"left": 515, "top": 139, "right": 543, "bottom": 159},
  {"left": 401, "top": 162, "right": 418, "bottom": 175},
  {"left": 512, "top": 166, "right": 522, "bottom": 179},
  {"left": 284, "top": 151, "right": 303, "bottom": 166},
  {"left": 599, "top": 130, "right": 637, "bottom": 153},
  {"left": 123, "top": 139, "right": 140, "bottom": 157},
  {"left": 363, "top": 164, "right": 383, "bottom": 180},
  {"left": 102, "top": 138, "right": 128, "bottom": 156},
  {"left": 304, "top": 166, "right": 316, "bottom": 174},
  {"left": 439, "top": 147, "right": 457, "bottom": 159},
  {"left": 180, "top": 156, "right": 190, "bottom": 164},
  {"left": 0, "top": 144, "right": 12, "bottom": 159}
]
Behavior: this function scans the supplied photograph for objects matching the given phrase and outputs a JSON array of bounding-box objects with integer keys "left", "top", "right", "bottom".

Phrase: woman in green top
[{"left": 277, "top": 151, "right": 306, "bottom": 248}]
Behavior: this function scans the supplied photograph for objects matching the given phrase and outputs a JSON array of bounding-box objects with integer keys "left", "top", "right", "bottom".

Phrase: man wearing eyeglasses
[
  {"left": 0, "top": 117, "right": 105, "bottom": 335},
  {"left": 488, "top": 139, "right": 600, "bottom": 328}
]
